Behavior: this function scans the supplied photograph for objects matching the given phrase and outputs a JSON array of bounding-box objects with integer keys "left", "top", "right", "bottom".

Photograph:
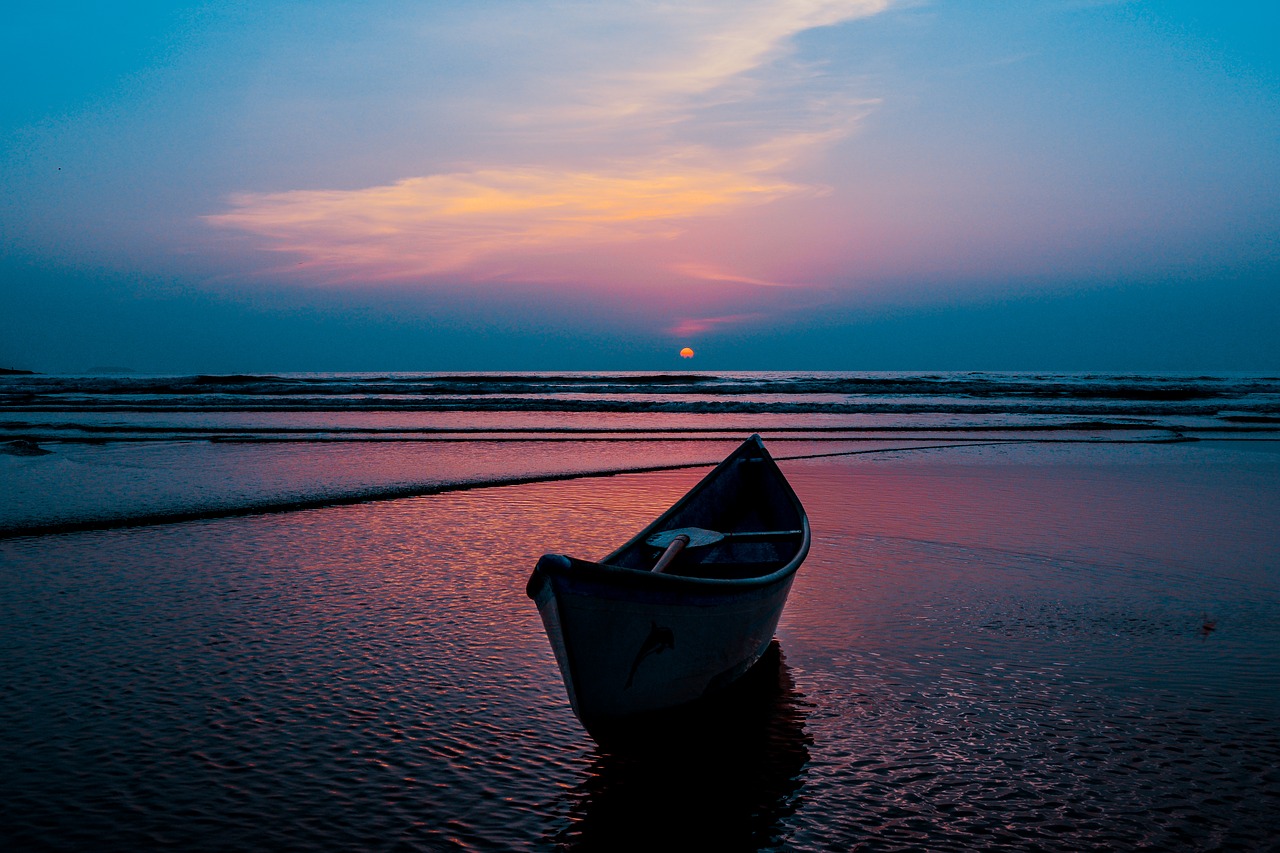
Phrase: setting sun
[{"left": 679, "top": 347, "right": 695, "bottom": 358}]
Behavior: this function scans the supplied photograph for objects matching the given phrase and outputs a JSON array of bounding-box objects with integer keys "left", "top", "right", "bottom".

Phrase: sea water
[
  {"left": 3, "top": 370, "right": 1277, "bottom": 535},
  {"left": 1, "top": 373, "right": 1278, "bottom": 850}
]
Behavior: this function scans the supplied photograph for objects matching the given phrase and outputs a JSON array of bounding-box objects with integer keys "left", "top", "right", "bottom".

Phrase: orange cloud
[{"left": 206, "top": 158, "right": 806, "bottom": 282}]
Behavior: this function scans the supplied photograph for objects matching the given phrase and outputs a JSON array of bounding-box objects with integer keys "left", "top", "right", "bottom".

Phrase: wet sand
[{"left": 1, "top": 440, "right": 1277, "bottom": 850}]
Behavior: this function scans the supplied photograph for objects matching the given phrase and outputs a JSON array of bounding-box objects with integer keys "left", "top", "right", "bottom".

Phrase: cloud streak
[
  {"left": 669, "top": 313, "right": 767, "bottom": 336},
  {"left": 558, "top": 0, "right": 890, "bottom": 119}
]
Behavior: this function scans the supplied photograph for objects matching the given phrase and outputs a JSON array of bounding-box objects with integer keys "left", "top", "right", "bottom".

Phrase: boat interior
[{"left": 604, "top": 455, "right": 806, "bottom": 580}]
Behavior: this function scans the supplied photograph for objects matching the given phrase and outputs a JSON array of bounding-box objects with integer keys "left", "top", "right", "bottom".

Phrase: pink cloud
[{"left": 668, "top": 312, "right": 764, "bottom": 336}]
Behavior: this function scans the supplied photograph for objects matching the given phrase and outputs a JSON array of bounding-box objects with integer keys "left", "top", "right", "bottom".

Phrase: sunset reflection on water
[{"left": 1, "top": 442, "right": 1278, "bottom": 850}]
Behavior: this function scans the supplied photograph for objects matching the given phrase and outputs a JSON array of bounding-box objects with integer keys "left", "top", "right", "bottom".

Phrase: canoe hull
[{"left": 529, "top": 554, "right": 795, "bottom": 732}]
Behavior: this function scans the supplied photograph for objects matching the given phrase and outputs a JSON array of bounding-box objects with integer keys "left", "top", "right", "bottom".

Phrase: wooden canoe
[{"left": 526, "top": 434, "right": 810, "bottom": 740}]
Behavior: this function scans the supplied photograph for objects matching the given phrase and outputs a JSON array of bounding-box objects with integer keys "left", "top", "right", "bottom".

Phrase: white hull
[{"left": 531, "top": 555, "right": 794, "bottom": 723}]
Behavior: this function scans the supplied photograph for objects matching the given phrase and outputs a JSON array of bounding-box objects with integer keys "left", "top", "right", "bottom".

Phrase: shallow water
[
  {"left": 1, "top": 442, "right": 1277, "bottom": 850},
  {"left": 781, "top": 444, "right": 1280, "bottom": 850}
]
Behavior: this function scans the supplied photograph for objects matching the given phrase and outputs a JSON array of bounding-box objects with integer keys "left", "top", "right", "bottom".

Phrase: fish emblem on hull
[{"left": 625, "top": 622, "right": 675, "bottom": 689}]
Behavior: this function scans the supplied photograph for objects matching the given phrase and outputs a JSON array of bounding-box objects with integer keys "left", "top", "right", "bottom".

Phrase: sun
[{"left": 679, "top": 347, "right": 694, "bottom": 359}]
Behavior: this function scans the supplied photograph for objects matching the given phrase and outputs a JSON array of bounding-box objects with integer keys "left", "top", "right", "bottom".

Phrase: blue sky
[{"left": 2, "top": 1, "right": 1277, "bottom": 372}]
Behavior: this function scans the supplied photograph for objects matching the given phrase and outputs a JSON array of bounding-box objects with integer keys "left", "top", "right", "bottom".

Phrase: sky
[{"left": 1, "top": 0, "right": 1277, "bottom": 373}]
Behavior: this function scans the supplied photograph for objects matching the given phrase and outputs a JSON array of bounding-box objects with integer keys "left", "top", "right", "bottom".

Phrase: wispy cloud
[
  {"left": 670, "top": 262, "right": 792, "bottom": 288},
  {"left": 669, "top": 313, "right": 766, "bottom": 336},
  {"left": 559, "top": 0, "right": 891, "bottom": 118},
  {"left": 207, "top": 0, "right": 893, "bottom": 284}
]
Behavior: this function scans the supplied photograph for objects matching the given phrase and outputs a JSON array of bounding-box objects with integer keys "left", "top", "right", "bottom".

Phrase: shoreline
[{"left": 4, "top": 435, "right": 1269, "bottom": 540}]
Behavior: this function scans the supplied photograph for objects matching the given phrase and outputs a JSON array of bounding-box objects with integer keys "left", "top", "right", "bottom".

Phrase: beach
[{"left": 2, "top": 436, "right": 1277, "bottom": 850}]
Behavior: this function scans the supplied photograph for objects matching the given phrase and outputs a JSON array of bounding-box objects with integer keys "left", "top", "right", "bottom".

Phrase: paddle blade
[{"left": 646, "top": 527, "right": 724, "bottom": 549}]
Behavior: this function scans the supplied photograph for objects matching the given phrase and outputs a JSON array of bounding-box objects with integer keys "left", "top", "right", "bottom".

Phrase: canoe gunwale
[
  {"left": 527, "top": 546, "right": 806, "bottom": 600},
  {"left": 603, "top": 433, "right": 806, "bottom": 569},
  {"left": 527, "top": 433, "right": 810, "bottom": 598}
]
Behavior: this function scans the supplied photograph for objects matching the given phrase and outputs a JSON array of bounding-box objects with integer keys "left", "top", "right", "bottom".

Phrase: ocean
[
  {"left": 2, "top": 372, "right": 1278, "bottom": 850},
  {"left": 3, "top": 370, "right": 1278, "bottom": 536}
]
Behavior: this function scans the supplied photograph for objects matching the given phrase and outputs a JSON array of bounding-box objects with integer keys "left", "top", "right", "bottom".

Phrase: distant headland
[{"left": 0, "top": 367, "right": 37, "bottom": 375}]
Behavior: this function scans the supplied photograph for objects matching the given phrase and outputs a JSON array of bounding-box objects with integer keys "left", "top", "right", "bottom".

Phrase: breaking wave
[{"left": 3, "top": 371, "right": 1278, "bottom": 415}]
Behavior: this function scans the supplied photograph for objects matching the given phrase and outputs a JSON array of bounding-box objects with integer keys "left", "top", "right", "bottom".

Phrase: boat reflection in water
[{"left": 550, "top": 641, "right": 812, "bottom": 850}]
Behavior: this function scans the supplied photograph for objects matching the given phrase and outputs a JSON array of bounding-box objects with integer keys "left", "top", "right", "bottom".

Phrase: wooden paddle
[{"left": 650, "top": 534, "right": 691, "bottom": 574}]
